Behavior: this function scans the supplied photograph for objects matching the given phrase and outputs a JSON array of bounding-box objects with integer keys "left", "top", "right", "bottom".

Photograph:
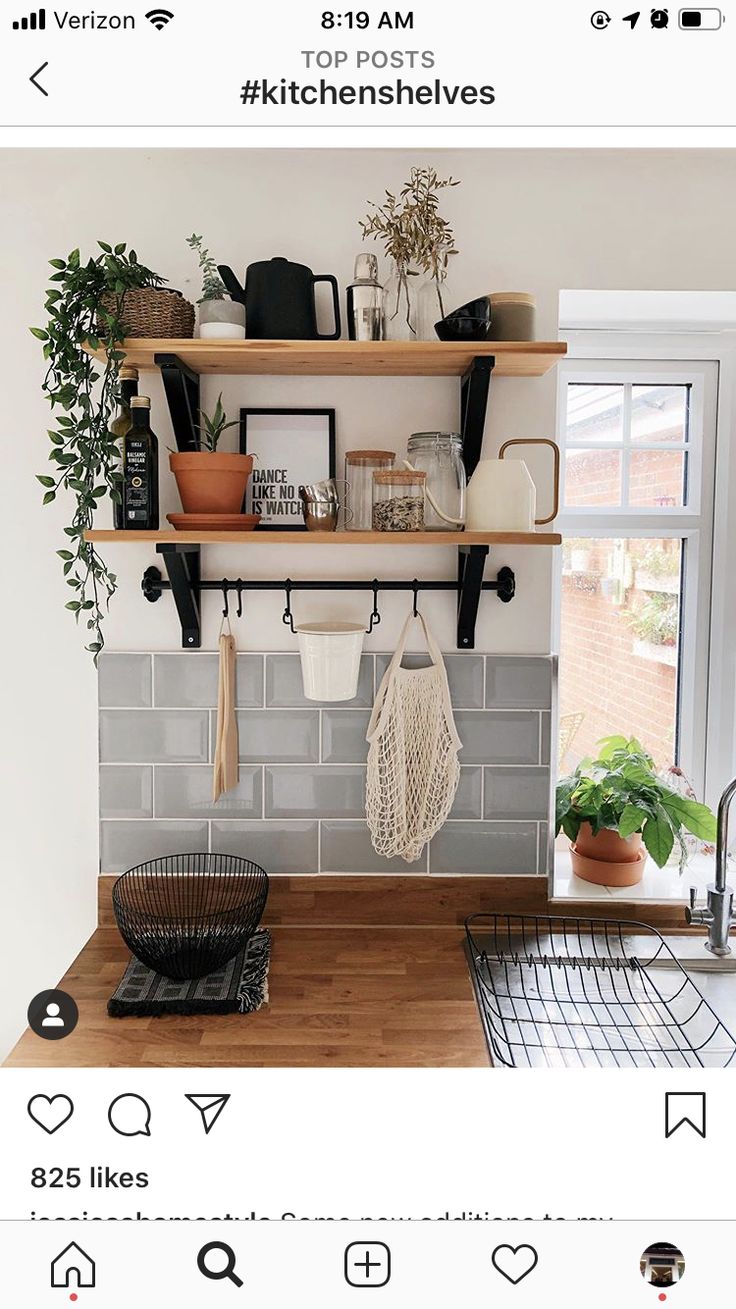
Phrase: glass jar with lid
[
  {"left": 344, "top": 450, "right": 395, "bottom": 530},
  {"left": 406, "top": 432, "right": 466, "bottom": 530},
  {"left": 372, "top": 469, "right": 426, "bottom": 532}
]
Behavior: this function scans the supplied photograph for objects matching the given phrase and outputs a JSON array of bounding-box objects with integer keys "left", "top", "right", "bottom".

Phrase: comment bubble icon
[{"left": 107, "top": 1093, "right": 152, "bottom": 1137}]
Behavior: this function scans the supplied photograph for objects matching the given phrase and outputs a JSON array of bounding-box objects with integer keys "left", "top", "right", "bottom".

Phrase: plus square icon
[{"left": 344, "top": 1242, "right": 391, "bottom": 1288}]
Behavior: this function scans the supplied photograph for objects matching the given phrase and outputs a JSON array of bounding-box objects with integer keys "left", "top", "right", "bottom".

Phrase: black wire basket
[
  {"left": 465, "top": 913, "right": 736, "bottom": 1069},
  {"left": 112, "top": 852, "right": 269, "bottom": 981}
]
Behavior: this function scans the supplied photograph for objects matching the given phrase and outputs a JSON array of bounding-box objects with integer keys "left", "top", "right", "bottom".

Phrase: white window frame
[{"left": 554, "top": 348, "right": 718, "bottom": 799}]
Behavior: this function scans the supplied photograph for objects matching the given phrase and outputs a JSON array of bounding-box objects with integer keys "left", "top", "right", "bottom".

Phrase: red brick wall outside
[{"left": 559, "top": 446, "right": 683, "bottom": 772}]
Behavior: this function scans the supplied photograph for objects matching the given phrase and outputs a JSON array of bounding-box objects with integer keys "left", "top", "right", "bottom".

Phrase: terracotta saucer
[
  {"left": 570, "top": 843, "right": 648, "bottom": 888},
  {"left": 167, "top": 513, "right": 261, "bottom": 532}
]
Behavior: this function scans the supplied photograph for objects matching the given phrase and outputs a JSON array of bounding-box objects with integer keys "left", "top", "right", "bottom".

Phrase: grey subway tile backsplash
[
  {"left": 484, "top": 766, "right": 550, "bottom": 821},
  {"left": 485, "top": 656, "right": 553, "bottom": 709},
  {"left": 321, "top": 710, "right": 371, "bottom": 763},
  {"left": 375, "top": 654, "right": 484, "bottom": 708},
  {"left": 265, "top": 765, "right": 366, "bottom": 819},
  {"left": 154, "top": 654, "right": 263, "bottom": 708},
  {"left": 454, "top": 710, "right": 540, "bottom": 765},
  {"left": 321, "top": 820, "right": 427, "bottom": 873},
  {"left": 155, "top": 765, "right": 262, "bottom": 819},
  {"left": 266, "top": 654, "right": 373, "bottom": 708},
  {"left": 230, "top": 710, "right": 320, "bottom": 764},
  {"left": 98, "top": 654, "right": 151, "bottom": 708},
  {"left": 100, "top": 820, "right": 208, "bottom": 875},
  {"left": 98, "top": 652, "right": 555, "bottom": 876},
  {"left": 538, "top": 823, "right": 551, "bottom": 876},
  {"left": 429, "top": 822, "right": 539, "bottom": 876},
  {"left": 100, "top": 710, "right": 210, "bottom": 763},
  {"left": 100, "top": 766, "right": 153, "bottom": 821},
  {"left": 211, "top": 820, "right": 319, "bottom": 873}
]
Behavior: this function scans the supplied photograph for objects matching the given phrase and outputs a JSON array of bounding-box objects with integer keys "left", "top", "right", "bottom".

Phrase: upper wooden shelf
[
  {"left": 85, "top": 529, "right": 562, "bottom": 546},
  {"left": 87, "top": 338, "right": 567, "bottom": 378}
]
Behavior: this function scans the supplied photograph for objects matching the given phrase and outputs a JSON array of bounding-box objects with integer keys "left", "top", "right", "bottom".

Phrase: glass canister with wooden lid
[
  {"left": 344, "top": 449, "right": 395, "bottom": 530},
  {"left": 372, "top": 469, "right": 426, "bottom": 532}
]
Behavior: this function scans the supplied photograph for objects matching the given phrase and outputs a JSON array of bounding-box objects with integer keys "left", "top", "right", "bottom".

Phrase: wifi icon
[{"left": 145, "top": 8, "right": 174, "bottom": 29}]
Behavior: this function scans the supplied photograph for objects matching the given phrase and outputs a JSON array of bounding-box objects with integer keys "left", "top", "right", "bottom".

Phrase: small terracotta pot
[
  {"left": 170, "top": 451, "right": 253, "bottom": 515},
  {"left": 570, "top": 844, "right": 647, "bottom": 888},
  {"left": 574, "top": 822, "right": 643, "bottom": 864}
]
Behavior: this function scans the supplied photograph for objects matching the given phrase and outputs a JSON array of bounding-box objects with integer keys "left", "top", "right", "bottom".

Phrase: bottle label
[{"left": 124, "top": 437, "right": 150, "bottom": 522}]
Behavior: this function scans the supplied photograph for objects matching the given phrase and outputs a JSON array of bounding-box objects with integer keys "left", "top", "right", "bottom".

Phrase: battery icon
[{"left": 679, "top": 7, "right": 723, "bottom": 26}]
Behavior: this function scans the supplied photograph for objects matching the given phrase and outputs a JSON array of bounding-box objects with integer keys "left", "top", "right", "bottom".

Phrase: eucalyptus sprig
[
  {"left": 359, "top": 189, "right": 418, "bottom": 272},
  {"left": 400, "top": 166, "right": 460, "bottom": 282},
  {"left": 187, "top": 233, "right": 227, "bottom": 302},
  {"left": 33, "top": 241, "right": 164, "bottom": 658}
]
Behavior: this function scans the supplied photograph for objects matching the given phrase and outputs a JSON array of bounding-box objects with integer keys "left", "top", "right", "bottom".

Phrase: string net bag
[{"left": 366, "top": 611, "right": 461, "bottom": 862}]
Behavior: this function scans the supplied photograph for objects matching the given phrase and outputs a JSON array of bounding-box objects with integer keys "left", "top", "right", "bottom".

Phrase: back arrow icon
[{"left": 30, "top": 62, "right": 49, "bottom": 96}]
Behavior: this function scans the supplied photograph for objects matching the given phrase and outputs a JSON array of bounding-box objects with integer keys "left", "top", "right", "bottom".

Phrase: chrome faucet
[{"left": 686, "top": 777, "right": 736, "bottom": 956}]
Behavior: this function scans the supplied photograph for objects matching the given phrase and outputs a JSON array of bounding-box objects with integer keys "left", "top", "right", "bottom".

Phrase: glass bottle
[
  {"left": 383, "top": 260, "right": 417, "bottom": 341},
  {"left": 406, "top": 432, "right": 466, "bottom": 530},
  {"left": 109, "top": 365, "right": 139, "bottom": 529},
  {"left": 123, "top": 396, "right": 159, "bottom": 530},
  {"left": 417, "top": 269, "right": 455, "bottom": 340},
  {"left": 344, "top": 450, "right": 395, "bottom": 531}
]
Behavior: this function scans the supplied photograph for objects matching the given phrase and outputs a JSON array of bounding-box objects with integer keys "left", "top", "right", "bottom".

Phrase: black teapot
[{"left": 218, "top": 257, "right": 341, "bottom": 340}]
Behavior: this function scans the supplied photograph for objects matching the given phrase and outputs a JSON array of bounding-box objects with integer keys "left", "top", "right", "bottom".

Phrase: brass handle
[{"left": 498, "top": 437, "right": 560, "bottom": 526}]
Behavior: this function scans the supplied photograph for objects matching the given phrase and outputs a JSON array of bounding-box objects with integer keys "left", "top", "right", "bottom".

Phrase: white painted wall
[{"left": 2, "top": 147, "right": 735, "bottom": 1056}]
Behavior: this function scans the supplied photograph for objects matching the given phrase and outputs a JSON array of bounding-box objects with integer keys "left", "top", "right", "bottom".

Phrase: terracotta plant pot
[
  {"left": 574, "top": 822, "right": 643, "bottom": 864},
  {"left": 170, "top": 452, "right": 253, "bottom": 515},
  {"left": 570, "top": 822, "right": 647, "bottom": 888}
]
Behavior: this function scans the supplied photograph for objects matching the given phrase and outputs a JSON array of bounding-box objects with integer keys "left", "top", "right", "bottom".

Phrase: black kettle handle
[
  {"left": 312, "top": 274, "right": 341, "bottom": 340},
  {"left": 217, "top": 265, "right": 246, "bottom": 304}
]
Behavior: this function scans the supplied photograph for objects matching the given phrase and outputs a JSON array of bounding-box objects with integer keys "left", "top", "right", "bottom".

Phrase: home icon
[{"left": 50, "top": 1241, "right": 96, "bottom": 1289}]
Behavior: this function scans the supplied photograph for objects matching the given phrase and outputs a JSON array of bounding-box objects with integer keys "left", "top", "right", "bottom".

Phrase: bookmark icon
[{"left": 185, "top": 1093, "right": 231, "bottom": 1135}]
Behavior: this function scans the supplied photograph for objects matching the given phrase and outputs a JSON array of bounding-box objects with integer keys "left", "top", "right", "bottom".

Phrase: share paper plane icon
[{"left": 185, "top": 1093, "right": 231, "bottom": 1135}]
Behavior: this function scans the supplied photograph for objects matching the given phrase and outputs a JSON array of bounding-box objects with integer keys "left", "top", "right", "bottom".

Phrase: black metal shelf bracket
[
  {"left": 461, "top": 354, "right": 495, "bottom": 478},
  {"left": 155, "top": 353, "right": 201, "bottom": 452},
  {"left": 142, "top": 542, "right": 202, "bottom": 648}
]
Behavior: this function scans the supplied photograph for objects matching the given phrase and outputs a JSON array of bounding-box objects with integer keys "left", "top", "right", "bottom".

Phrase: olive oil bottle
[
  {"left": 110, "top": 365, "right": 139, "bottom": 529},
  {"left": 123, "top": 396, "right": 159, "bottom": 529}
]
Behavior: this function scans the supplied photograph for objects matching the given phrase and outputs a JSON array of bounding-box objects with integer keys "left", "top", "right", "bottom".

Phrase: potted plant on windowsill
[
  {"left": 170, "top": 394, "right": 253, "bottom": 515},
  {"left": 556, "top": 735, "right": 716, "bottom": 887},
  {"left": 187, "top": 233, "right": 245, "bottom": 339}
]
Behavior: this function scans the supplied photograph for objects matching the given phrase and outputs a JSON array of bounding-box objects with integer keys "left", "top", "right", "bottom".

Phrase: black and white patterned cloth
[{"left": 108, "top": 930, "right": 271, "bottom": 1018}]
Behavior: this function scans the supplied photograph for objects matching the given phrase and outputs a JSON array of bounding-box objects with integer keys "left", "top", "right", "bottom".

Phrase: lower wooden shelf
[{"left": 84, "top": 529, "right": 562, "bottom": 546}]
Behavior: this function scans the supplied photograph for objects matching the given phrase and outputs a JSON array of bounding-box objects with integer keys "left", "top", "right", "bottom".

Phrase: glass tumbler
[{"left": 344, "top": 450, "right": 395, "bottom": 531}]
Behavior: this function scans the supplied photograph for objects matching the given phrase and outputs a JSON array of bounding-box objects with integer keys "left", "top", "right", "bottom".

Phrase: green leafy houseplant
[
  {"left": 193, "top": 394, "right": 240, "bottom": 452},
  {"left": 186, "top": 233, "right": 227, "bottom": 302},
  {"left": 627, "top": 593, "right": 678, "bottom": 646},
  {"left": 33, "top": 242, "right": 164, "bottom": 657},
  {"left": 556, "top": 735, "right": 716, "bottom": 870}
]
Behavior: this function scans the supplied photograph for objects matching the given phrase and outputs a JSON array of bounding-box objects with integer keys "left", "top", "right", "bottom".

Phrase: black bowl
[
  {"left": 435, "top": 316, "right": 494, "bottom": 342},
  {"left": 445, "top": 295, "right": 491, "bottom": 322}
]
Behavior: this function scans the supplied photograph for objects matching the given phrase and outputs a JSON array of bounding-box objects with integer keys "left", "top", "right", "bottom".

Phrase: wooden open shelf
[
  {"left": 87, "top": 338, "right": 566, "bottom": 378},
  {"left": 85, "top": 529, "right": 562, "bottom": 546}
]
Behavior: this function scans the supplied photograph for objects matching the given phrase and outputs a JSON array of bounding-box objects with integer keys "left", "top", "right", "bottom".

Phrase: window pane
[
  {"left": 566, "top": 383, "right": 624, "bottom": 444},
  {"left": 559, "top": 537, "right": 682, "bottom": 772},
  {"left": 629, "top": 449, "right": 686, "bottom": 508},
  {"left": 565, "top": 448, "right": 622, "bottom": 507},
  {"left": 631, "top": 384, "right": 690, "bottom": 444}
]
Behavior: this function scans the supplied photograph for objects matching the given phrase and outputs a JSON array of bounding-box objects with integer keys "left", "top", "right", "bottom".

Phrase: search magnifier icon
[{"left": 197, "top": 1241, "right": 244, "bottom": 1288}]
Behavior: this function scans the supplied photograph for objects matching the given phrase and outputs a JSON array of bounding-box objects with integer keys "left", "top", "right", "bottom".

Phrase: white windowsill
[{"left": 552, "top": 847, "right": 719, "bottom": 905}]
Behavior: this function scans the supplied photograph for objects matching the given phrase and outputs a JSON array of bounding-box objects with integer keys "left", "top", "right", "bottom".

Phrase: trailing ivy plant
[
  {"left": 555, "top": 735, "right": 716, "bottom": 871},
  {"left": 33, "top": 242, "right": 163, "bottom": 657}
]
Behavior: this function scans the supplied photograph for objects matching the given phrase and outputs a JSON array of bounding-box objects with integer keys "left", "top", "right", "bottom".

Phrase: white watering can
[{"left": 466, "top": 438, "right": 560, "bottom": 532}]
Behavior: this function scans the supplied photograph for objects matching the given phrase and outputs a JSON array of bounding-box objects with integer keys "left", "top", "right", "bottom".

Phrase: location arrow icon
[
  {"left": 623, "top": 11, "right": 641, "bottom": 26},
  {"left": 185, "top": 1093, "right": 231, "bottom": 1135}
]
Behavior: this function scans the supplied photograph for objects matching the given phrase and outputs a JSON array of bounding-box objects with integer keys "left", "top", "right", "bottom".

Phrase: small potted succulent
[
  {"left": 556, "top": 735, "right": 716, "bottom": 887},
  {"left": 170, "top": 394, "right": 252, "bottom": 514},
  {"left": 187, "top": 233, "right": 245, "bottom": 339}
]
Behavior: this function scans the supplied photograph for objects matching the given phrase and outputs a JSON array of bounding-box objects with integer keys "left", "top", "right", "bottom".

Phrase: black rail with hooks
[{"left": 142, "top": 556, "right": 516, "bottom": 645}]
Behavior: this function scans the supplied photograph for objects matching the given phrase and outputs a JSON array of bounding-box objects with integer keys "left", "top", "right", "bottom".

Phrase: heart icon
[
  {"left": 491, "top": 1244, "right": 539, "bottom": 1285},
  {"left": 27, "top": 1094, "right": 74, "bottom": 1135}
]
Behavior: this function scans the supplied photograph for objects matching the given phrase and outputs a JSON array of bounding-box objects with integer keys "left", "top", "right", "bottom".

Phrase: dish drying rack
[{"left": 465, "top": 914, "right": 736, "bottom": 1069}]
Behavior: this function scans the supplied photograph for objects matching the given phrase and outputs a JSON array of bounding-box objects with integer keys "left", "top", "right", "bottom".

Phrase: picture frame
[{"left": 239, "top": 407, "right": 336, "bottom": 531}]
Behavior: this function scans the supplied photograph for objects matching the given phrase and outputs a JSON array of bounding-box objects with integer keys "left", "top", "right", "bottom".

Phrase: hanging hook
[
  {"left": 412, "top": 579, "right": 420, "bottom": 618},
  {"left": 236, "top": 580, "right": 244, "bottom": 619},
  {"left": 221, "top": 581, "right": 230, "bottom": 619},
  {"left": 366, "top": 580, "right": 381, "bottom": 635},
  {"left": 282, "top": 579, "right": 296, "bottom": 634}
]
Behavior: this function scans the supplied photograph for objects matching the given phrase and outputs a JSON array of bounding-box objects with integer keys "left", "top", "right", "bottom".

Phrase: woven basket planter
[{"left": 99, "top": 287, "right": 195, "bottom": 339}]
